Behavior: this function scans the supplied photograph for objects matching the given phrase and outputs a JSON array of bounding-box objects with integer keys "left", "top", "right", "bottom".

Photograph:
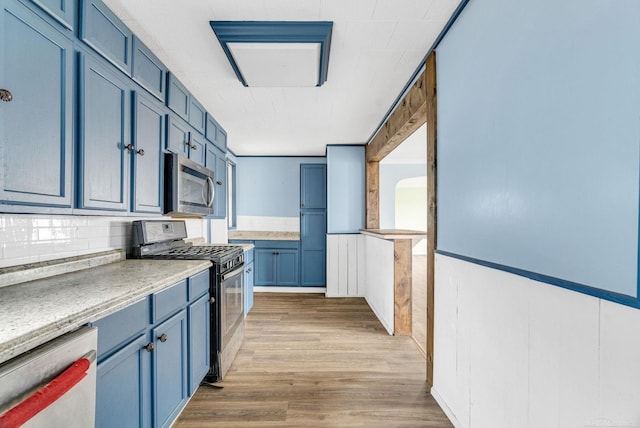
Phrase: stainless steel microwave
[{"left": 164, "top": 153, "right": 215, "bottom": 216}]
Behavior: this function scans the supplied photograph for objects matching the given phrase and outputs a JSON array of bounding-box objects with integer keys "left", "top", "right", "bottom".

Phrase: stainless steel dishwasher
[{"left": 0, "top": 326, "right": 97, "bottom": 427}]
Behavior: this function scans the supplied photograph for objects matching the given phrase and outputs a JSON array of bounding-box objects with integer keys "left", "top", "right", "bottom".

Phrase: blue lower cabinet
[
  {"left": 300, "top": 210, "right": 326, "bottom": 286},
  {"left": 96, "top": 334, "right": 152, "bottom": 428},
  {"left": 94, "top": 270, "right": 209, "bottom": 427},
  {"left": 254, "top": 245, "right": 299, "bottom": 286},
  {"left": 153, "top": 309, "right": 188, "bottom": 428},
  {"left": 187, "top": 294, "right": 209, "bottom": 395}
]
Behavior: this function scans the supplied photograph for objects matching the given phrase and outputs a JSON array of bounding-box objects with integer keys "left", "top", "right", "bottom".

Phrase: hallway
[{"left": 175, "top": 293, "right": 451, "bottom": 427}]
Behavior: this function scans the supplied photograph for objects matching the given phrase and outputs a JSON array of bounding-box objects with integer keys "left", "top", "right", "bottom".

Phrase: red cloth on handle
[{"left": 0, "top": 357, "right": 90, "bottom": 428}]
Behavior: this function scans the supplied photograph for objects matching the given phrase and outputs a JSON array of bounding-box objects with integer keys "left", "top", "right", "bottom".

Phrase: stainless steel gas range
[{"left": 131, "top": 220, "right": 244, "bottom": 383}]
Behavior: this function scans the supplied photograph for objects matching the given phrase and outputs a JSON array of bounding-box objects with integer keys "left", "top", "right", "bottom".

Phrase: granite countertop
[
  {"left": 228, "top": 230, "right": 300, "bottom": 241},
  {"left": 360, "top": 229, "right": 427, "bottom": 240},
  {"left": 0, "top": 256, "right": 211, "bottom": 365}
]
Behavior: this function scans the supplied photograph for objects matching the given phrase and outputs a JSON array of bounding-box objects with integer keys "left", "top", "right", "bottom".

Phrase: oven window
[{"left": 223, "top": 270, "right": 243, "bottom": 338}]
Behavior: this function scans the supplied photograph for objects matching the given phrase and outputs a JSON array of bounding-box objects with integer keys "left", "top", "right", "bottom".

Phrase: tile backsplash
[
  {"left": 0, "top": 214, "right": 207, "bottom": 268},
  {"left": 236, "top": 216, "right": 299, "bottom": 232}
]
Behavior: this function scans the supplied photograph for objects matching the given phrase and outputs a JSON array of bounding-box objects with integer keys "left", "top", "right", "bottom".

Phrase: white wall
[
  {"left": 433, "top": 254, "right": 640, "bottom": 428},
  {"left": 379, "top": 164, "right": 426, "bottom": 229},
  {"left": 0, "top": 214, "right": 207, "bottom": 268},
  {"left": 363, "top": 235, "right": 394, "bottom": 334}
]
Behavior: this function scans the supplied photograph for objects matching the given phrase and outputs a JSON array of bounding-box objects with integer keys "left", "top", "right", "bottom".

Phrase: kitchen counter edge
[{"left": 0, "top": 259, "right": 212, "bottom": 366}]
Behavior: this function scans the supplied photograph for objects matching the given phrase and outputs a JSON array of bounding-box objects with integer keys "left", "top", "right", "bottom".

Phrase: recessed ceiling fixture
[{"left": 209, "top": 21, "right": 333, "bottom": 88}]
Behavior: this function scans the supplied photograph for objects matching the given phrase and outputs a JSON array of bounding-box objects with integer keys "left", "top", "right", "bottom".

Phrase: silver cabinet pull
[
  {"left": 124, "top": 144, "right": 135, "bottom": 152},
  {"left": 158, "top": 333, "right": 168, "bottom": 343},
  {"left": 0, "top": 89, "right": 12, "bottom": 102},
  {"left": 144, "top": 342, "right": 155, "bottom": 352},
  {"left": 137, "top": 148, "right": 145, "bottom": 156}
]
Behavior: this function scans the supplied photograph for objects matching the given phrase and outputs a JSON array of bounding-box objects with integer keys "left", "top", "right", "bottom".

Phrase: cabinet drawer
[
  {"left": 188, "top": 270, "right": 210, "bottom": 301},
  {"left": 254, "top": 240, "right": 299, "bottom": 249},
  {"left": 153, "top": 280, "right": 187, "bottom": 323},
  {"left": 93, "top": 298, "right": 149, "bottom": 359}
]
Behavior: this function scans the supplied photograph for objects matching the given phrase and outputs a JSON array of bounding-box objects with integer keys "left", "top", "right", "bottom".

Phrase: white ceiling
[{"left": 102, "top": 0, "right": 460, "bottom": 156}]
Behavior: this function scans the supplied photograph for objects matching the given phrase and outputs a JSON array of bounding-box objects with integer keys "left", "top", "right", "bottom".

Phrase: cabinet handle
[
  {"left": 124, "top": 144, "right": 135, "bottom": 152},
  {"left": 247, "top": 268, "right": 252, "bottom": 273},
  {"left": 143, "top": 342, "right": 155, "bottom": 352},
  {"left": 216, "top": 180, "right": 222, "bottom": 185},
  {"left": 190, "top": 143, "right": 197, "bottom": 150},
  {"left": 158, "top": 333, "right": 168, "bottom": 343},
  {"left": 301, "top": 213, "right": 304, "bottom": 217},
  {"left": 136, "top": 148, "right": 145, "bottom": 156},
  {"left": 210, "top": 296, "right": 215, "bottom": 304},
  {"left": 0, "top": 89, "right": 12, "bottom": 102}
]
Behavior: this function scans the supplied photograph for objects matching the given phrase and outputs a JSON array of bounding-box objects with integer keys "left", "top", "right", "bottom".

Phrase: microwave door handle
[
  {"left": 201, "top": 177, "right": 209, "bottom": 206},
  {"left": 206, "top": 176, "right": 215, "bottom": 208}
]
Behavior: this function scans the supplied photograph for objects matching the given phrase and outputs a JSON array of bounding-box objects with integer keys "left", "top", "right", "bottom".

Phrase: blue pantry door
[
  {"left": 300, "top": 210, "right": 327, "bottom": 286},
  {"left": 0, "top": 1, "right": 73, "bottom": 207},
  {"left": 78, "top": 53, "right": 130, "bottom": 210}
]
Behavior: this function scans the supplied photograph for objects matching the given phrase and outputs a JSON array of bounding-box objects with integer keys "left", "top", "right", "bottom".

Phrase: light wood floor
[{"left": 175, "top": 293, "right": 452, "bottom": 427}]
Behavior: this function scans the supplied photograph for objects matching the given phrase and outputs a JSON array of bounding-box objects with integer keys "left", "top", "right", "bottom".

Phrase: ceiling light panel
[{"left": 210, "top": 21, "right": 333, "bottom": 87}]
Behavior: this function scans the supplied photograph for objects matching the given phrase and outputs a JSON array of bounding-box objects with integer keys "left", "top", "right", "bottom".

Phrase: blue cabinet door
[
  {"left": 30, "top": 0, "right": 75, "bottom": 30},
  {"left": 254, "top": 249, "right": 277, "bottom": 286},
  {"left": 0, "top": 1, "right": 73, "bottom": 207},
  {"left": 244, "top": 258, "right": 254, "bottom": 316},
  {"left": 187, "top": 294, "right": 209, "bottom": 395},
  {"left": 205, "top": 113, "right": 217, "bottom": 144},
  {"left": 80, "top": 0, "right": 133, "bottom": 75},
  {"left": 300, "top": 164, "right": 326, "bottom": 209},
  {"left": 132, "top": 36, "right": 166, "bottom": 101},
  {"left": 96, "top": 334, "right": 152, "bottom": 428},
  {"left": 166, "top": 73, "right": 189, "bottom": 121},
  {"left": 153, "top": 309, "right": 188, "bottom": 428},
  {"left": 166, "top": 114, "right": 189, "bottom": 157},
  {"left": 188, "top": 131, "right": 206, "bottom": 166},
  {"left": 78, "top": 53, "right": 130, "bottom": 211},
  {"left": 188, "top": 97, "right": 206, "bottom": 134},
  {"left": 215, "top": 126, "right": 227, "bottom": 152},
  {"left": 300, "top": 210, "right": 326, "bottom": 286},
  {"left": 215, "top": 152, "right": 227, "bottom": 218},
  {"left": 132, "top": 91, "right": 164, "bottom": 213},
  {"left": 277, "top": 249, "right": 299, "bottom": 286}
]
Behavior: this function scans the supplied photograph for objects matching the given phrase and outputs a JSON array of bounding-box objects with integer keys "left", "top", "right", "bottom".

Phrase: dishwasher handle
[{"left": 0, "top": 350, "right": 95, "bottom": 427}]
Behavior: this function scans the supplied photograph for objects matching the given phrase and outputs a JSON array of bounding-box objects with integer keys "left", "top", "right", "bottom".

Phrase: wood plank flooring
[{"left": 175, "top": 293, "right": 452, "bottom": 427}]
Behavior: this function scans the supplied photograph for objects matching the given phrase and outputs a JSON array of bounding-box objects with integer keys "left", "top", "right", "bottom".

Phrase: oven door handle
[
  {"left": 222, "top": 266, "right": 244, "bottom": 281},
  {"left": 207, "top": 176, "right": 215, "bottom": 208}
]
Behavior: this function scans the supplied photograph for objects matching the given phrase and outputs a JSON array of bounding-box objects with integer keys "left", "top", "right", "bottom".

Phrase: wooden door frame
[{"left": 364, "top": 51, "right": 437, "bottom": 389}]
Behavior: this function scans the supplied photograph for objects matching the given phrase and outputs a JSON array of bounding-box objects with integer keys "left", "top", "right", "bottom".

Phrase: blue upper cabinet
[
  {"left": 205, "top": 143, "right": 226, "bottom": 218},
  {"left": 205, "top": 114, "right": 217, "bottom": 144},
  {"left": 166, "top": 115, "right": 190, "bottom": 158},
  {"left": 132, "top": 36, "right": 166, "bottom": 101},
  {"left": 166, "top": 73, "right": 189, "bottom": 121},
  {"left": 300, "top": 164, "right": 326, "bottom": 209},
  {"left": 205, "top": 112, "right": 227, "bottom": 152},
  {"left": 78, "top": 53, "right": 130, "bottom": 211},
  {"left": 188, "top": 97, "right": 206, "bottom": 134},
  {"left": 188, "top": 131, "right": 206, "bottom": 166},
  {"left": 29, "top": 0, "right": 76, "bottom": 30},
  {"left": 80, "top": 0, "right": 133, "bottom": 75},
  {"left": 0, "top": 0, "right": 73, "bottom": 208},
  {"left": 132, "top": 91, "right": 164, "bottom": 213}
]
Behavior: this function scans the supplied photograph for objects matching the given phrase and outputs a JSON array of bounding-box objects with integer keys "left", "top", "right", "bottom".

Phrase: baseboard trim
[
  {"left": 431, "top": 387, "right": 463, "bottom": 428},
  {"left": 254, "top": 286, "right": 326, "bottom": 293}
]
